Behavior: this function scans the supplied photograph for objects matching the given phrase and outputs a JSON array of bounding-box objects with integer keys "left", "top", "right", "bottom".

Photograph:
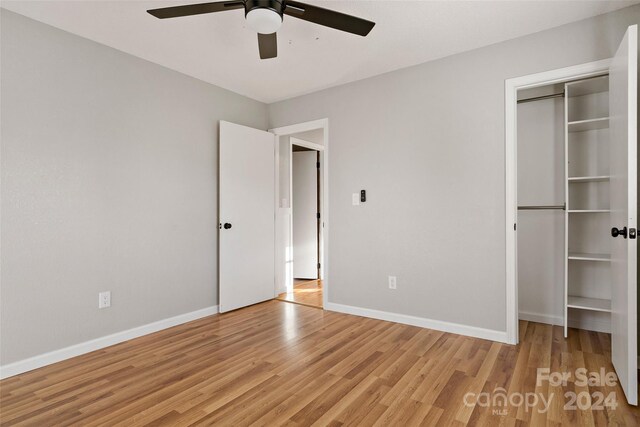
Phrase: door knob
[
  {"left": 611, "top": 226, "right": 627, "bottom": 238},
  {"left": 223, "top": 223, "right": 232, "bottom": 229}
]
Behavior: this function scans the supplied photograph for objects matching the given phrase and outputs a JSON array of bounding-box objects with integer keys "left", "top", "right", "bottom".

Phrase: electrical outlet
[
  {"left": 388, "top": 276, "right": 397, "bottom": 290},
  {"left": 98, "top": 291, "right": 111, "bottom": 309}
]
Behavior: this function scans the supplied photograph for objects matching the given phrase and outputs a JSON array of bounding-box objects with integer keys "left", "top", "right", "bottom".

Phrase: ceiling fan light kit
[
  {"left": 147, "top": 0, "right": 375, "bottom": 59},
  {"left": 245, "top": 0, "right": 283, "bottom": 34}
]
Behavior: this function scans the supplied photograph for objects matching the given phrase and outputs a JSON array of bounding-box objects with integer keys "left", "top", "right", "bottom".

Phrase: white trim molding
[
  {"left": 518, "top": 311, "right": 610, "bottom": 334},
  {"left": 325, "top": 302, "right": 508, "bottom": 343},
  {"left": 289, "top": 136, "right": 325, "bottom": 152},
  {"left": 269, "top": 118, "right": 328, "bottom": 137},
  {"left": 0, "top": 305, "right": 219, "bottom": 379},
  {"left": 504, "top": 59, "right": 611, "bottom": 345}
]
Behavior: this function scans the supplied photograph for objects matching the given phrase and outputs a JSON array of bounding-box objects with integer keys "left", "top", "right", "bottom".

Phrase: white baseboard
[
  {"left": 0, "top": 305, "right": 219, "bottom": 380},
  {"left": 325, "top": 302, "right": 508, "bottom": 343},
  {"left": 518, "top": 310, "right": 611, "bottom": 333}
]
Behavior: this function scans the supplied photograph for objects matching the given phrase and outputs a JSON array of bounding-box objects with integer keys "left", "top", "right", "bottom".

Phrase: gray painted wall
[
  {"left": 0, "top": 10, "right": 268, "bottom": 364},
  {"left": 268, "top": 5, "right": 640, "bottom": 332},
  {"left": 2, "top": 5, "right": 639, "bottom": 365}
]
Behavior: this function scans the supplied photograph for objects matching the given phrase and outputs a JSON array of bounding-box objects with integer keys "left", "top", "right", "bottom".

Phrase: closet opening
[
  {"left": 504, "top": 59, "right": 613, "bottom": 345},
  {"left": 514, "top": 73, "right": 614, "bottom": 339},
  {"left": 516, "top": 74, "right": 614, "bottom": 338},
  {"left": 506, "top": 40, "right": 638, "bottom": 404}
]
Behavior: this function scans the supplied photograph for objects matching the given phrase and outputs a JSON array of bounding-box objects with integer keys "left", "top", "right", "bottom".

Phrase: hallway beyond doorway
[{"left": 276, "top": 279, "right": 323, "bottom": 309}]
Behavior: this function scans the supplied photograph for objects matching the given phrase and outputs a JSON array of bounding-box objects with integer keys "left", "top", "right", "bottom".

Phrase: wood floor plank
[
  {"left": 336, "top": 379, "right": 390, "bottom": 425},
  {"left": 1, "top": 300, "right": 638, "bottom": 426}
]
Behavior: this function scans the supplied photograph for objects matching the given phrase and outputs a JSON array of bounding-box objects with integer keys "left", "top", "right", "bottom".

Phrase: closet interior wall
[{"left": 517, "top": 84, "right": 565, "bottom": 326}]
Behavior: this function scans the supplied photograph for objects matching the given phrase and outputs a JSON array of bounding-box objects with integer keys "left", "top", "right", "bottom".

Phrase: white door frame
[
  {"left": 270, "top": 119, "right": 329, "bottom": 308},
  {"left": 504, "top": 59, "right": 610, "bottom": 344}
]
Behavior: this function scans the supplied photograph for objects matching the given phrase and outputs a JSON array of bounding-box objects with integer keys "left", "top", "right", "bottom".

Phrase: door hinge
[
  {"left": 318, "top": 263, "right": 321, "bottom": 269},
  {"left": 316, "top": 162, "right": 320, "bottom": 169},
  {"left": 317, "top": 212, "right": 321, "bottom": 219},
  {"left": 514, "top": 223, "right": 517, "bottom": 231}
]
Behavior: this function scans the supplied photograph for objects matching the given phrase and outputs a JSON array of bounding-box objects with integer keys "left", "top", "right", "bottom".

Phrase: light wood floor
[
  {"left": 276, "top": 279, "right": 323, "bottom": 308},
  {"left": 1, "top": 300, "right": 638, "bottom": 426}
]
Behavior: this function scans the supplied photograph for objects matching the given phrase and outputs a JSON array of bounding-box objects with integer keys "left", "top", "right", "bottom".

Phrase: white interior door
[
  {"left": 292, "top": 151, "right": 318, "bottom": 279},
  {"left": 219, "top": 121, "right": 275, "bottom": 313},
  {"left": 609, "top": 24, "right": 637, "bottom": 406}
]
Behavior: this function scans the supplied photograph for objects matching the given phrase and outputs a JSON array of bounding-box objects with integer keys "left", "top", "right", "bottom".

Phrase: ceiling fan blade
[
  {"left": 258, "top": 32, "right": 278, "bottom": 59},
  {"left": 147, "top": 1, "right": 244, "bottom": 19},
  {"left": 283, "top": 1, "right": 375, "bottom": 36}
]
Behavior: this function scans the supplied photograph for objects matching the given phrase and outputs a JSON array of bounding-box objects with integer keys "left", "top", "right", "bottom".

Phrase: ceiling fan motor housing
[{"left": 244, "top": 0, "right": 284, "bottom": 17}]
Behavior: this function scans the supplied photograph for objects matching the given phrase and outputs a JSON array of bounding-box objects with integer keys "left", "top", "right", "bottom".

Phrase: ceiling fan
[{"left": 147, "top": 0, "right": 375, "bottom": 60}]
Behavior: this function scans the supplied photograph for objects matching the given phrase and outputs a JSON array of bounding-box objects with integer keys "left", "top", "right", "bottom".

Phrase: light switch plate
[{"left": 352, "top": 193, "right": 360, "bottom": 206}]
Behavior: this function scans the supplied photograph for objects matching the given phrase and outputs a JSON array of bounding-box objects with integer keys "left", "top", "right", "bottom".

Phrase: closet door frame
[{"left": 504, "top": 59, "right": 611, "bottom": 345}]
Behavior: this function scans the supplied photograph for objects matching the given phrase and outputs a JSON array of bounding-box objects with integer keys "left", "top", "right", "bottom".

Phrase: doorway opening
[
  {"left": 277, "top": 143, "right": 322, "bottom": 308},
  {"left": 270, "top": 119, "right": 328, "bottom": 310}
]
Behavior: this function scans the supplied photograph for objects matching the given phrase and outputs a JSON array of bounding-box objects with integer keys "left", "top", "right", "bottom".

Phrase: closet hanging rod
[
  {"left": 517, "top": 92, "right": 564, "bottom": 104},
  {"left": 518, "top": 204, "right": 566, "bottom": 210}
]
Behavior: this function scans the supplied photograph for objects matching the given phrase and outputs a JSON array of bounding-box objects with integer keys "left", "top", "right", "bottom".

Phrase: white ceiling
[{"left": 2, "top": 0, "right": 638, "bottom": 103}]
